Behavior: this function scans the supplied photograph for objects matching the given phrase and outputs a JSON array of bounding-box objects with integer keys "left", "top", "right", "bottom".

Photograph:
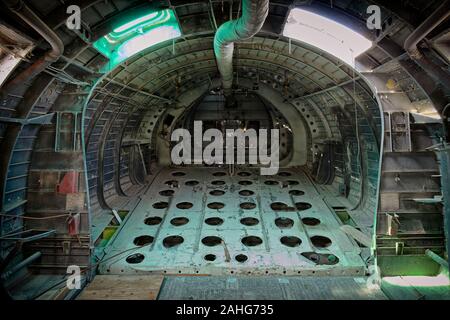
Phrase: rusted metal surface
[
  {"left": 56, "top": 171, "right": 79, "bottom": 194},
  {"left": 2, "top": 0, "right": 64, "bottom": 94}
]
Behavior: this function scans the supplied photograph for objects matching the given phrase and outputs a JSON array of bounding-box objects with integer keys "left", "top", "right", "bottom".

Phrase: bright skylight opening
[
  {"left": 113, "top": 12, "right": 159, "bottom": 33},
  {"left": 283, "top": 8, "right": 372, "bottom": 67},
  {"left": 93, "top": 9, "right": 181, "bottom": 69}
]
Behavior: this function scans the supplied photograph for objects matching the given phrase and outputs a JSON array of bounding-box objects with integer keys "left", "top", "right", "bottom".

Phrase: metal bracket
[
  {"left": 55, "top": 112, "right": 80, "bottom": 152},
  {"left": 0, "top": 229, "right": 56, "bottom": 242},
  {"left": 62, "top": 241, "right": 71, "bottom": 255},
  {"left": 111, "top": 209, "right": 122, "bottom": 225}
]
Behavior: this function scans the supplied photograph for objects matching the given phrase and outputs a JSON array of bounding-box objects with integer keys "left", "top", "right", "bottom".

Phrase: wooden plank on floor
[{"left": 77, "top": 275, "right": 164, "bottom": 300}]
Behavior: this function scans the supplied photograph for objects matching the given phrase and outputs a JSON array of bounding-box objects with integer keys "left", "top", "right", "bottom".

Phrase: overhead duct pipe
[
  {"left": 2, "top": 0, "right": 64, "bottom": 94},
  {"left": 214, "top": 0, "right": 269, "bottom": 101},
  {"left": 404, "top": 0, "right": 450, "bottom": 92}
]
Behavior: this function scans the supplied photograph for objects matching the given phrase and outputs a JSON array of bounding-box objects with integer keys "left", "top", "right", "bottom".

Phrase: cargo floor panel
[{"left": 98, "top": 167, "right": 365, "bottom": 275}]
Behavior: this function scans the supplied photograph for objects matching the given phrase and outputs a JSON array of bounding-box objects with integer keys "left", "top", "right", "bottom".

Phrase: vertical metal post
[
  {"left": 54, "top": 112, "right": 61, "bottom": 152},
  {"left": 73, "top": 112, "right": 78, "bottom": 151},
  {"left": 137, "top": 144, "right": 148, "bottom": 176}
]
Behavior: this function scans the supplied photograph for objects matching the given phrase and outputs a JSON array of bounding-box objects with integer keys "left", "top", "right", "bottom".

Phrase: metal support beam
[
  {"left": 2, "top": 0, "right": 64, "bottom": 95},
  {"left": 0, "top": 113, "right": 55, "bottom": 125},
  {"left": 97, "top": 103, "right": 127, "bottom": 208},
  {"left": 377, "top": 38, "right": 448, "bottom": 117},
  {"left": 426, "top": 249, "right": 449, "bottom": 272},
  {"left": 0, "top": 74, "right": 54, "bottom": 212},
  {"left": 1, "top": 252, "right": 42, "bottom": 280},
  {"left": 299, "top": 78, "right": 361, "bottom": 100},
  {"left": 104, "top": 78, "right": 173, "bottom": 103}
]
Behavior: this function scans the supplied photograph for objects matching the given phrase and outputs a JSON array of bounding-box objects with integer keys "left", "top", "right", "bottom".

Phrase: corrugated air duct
[{"left": 213, "top": 0, "right": 269, "bottom": 100}]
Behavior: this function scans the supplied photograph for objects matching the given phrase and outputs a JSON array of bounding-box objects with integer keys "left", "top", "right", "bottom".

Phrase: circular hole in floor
[
  {"left": 287, "top": 180, "right": 299, "bottom": 185},
  {"left": 280, "top": 236, "right": 302, "bottom": 247},
  {"left": 133, "top": 235, "right": 154, "bottom": 246},
  {"left": 238, "top": 172, "right": 251, "bottom": 177},
  {"left": 270, "top": 202, "right": 291, "bottom": 211},
  {"left": 207, "top": 202, "right": 225, "bottom": 209},
  {"left": 311, "top": 235, "right": 332, "bottom": 248},
  {"left": 275, "top": 217, "right": 294, "bottom": 228},
  {"left": 239, "top": 190, "right": 254, "bottom": 196},
  {"left": 235, "top": 254, "right": 248, "bottom": 263},
  {"left": 164, "top": 180, "right": 178, "bottom": 187},
  {"left": 308, "top": 252, "right": 320, "bottom": 263},
  {"left": 213, "top": 172, "right": 227, "bottom": 177},
  {"left": 210, "top": 190, "right": 225, "bottom": 196},
  {"left": 172, "top": 172, "right": 185, "bottom": 177},
  {"left": 302, "top": 217, "right": 321, "bottom": 226},
  {"left": 240, "top": 202, "right": 256, "bottom": 210},
  {"left": 159, "top": 190, "right": 174, "bottom": 196},
  {"left": 153, "top": 201, "right": 168, "bottom": 209},
  {"left": 326, "top": 254, "right": 339, "bottom": 265},
  {"left": 278, "top": 172, "right": 292, "bottom": 177},
  {"left": 185, "top": 180, "right": 199, "bottom": 186},
  {"left": 144, "top": 216, "right": 162, "bottom": 225},
  {"left": 126, "top": 253, "right": 144, "bottom": 264},
  {"left": 201, "top": 236, "right": 222, "bottom": 247},
  {"left": 163, "top": 235, "right": 184, "bottom": 248},
  {"left": 211, "top": 180, "right": 226, "bottom": 186},
  {"left": 242, "top": 236, "right": 263, "bottom": 247},
  {"left": 170, "top": 217, "right": 189, "bottom": 226},
  {"left": 204, "top": 254, "right": 216, "bottom": 261},
  {"left": 205, "top": 217, "right": 224, "bottom": 226},
  {"left": 240, "top": 217, "right": 259, "bottom": 226},
  {"left": 289, "top": 190, "right": 305, "bottom": 196},
  {"left": 176, "top": 202, "right": 193, "bottom": 209},
  {"left": 238, "top": 180, "right": 252, "bottom": 186},
  {"left": 264, "top": 180, "right": 278, "bottom": 185},
  {"left": 295, "top": 202, "right": 312, "bottom": 211},
  {"left": 301, "top": 252, "right": 339, "bottom": 265}
]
